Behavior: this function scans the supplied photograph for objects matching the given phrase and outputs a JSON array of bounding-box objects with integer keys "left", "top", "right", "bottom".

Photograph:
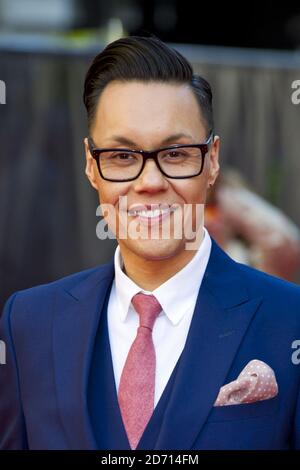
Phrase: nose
[{"left": 133, "top": 158, "right": 169, "bottom": 193}]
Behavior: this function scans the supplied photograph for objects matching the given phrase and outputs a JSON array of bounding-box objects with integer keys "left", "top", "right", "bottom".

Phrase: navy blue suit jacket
[{"left": 1, "top": 240, "right": 300, "bottom": 449}]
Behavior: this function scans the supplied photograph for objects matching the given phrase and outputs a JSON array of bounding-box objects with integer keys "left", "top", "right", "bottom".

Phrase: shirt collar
[{"left": 114, "top": 228, "right": 212, "bottom": 325}]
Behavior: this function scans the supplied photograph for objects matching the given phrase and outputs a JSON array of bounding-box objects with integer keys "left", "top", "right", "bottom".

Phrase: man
[{"left": 1, "top": 35, "right": 300, "bottom": 450}]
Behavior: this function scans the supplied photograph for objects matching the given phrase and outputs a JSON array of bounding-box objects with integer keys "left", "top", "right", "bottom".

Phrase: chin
[{"left": 124, "top": 238, "right": 186, "bottom": 261}]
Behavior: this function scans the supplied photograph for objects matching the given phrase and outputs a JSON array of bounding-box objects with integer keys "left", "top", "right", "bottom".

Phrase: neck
[{"left": 119, "top": 230, "right": 204, "bottom": 291}]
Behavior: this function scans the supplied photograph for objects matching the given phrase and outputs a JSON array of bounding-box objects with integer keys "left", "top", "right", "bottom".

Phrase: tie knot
[{"left": 131, "top": 293, "right": 162, "bottom": 331}]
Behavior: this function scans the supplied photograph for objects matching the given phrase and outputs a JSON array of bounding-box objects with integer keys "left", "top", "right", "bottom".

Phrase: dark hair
[{"left": 83, "top": 35, "right": 213, "bottom": 133}]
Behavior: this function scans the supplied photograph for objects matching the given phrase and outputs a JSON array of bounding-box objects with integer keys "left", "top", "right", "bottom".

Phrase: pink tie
[{"left": 118, "top": 293, "right": 162, "bottom": 450}]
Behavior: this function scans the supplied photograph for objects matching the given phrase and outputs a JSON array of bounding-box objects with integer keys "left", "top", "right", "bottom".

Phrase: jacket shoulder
[
  {"left": 2, "top": 261, "right": 114, "bottom": 316},
  {"left": 234, "top": 261, "right": 300, "bottom": 330},
  {"left": 237, "top": 261, "right": 300, "bottom": 298}
]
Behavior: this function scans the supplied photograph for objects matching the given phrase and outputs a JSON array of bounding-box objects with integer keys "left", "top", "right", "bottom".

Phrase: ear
[
  {"left": 207, "top": 135, "right": 220, "bottom": 188},
  {"left": 84, "top": 137, "right": 99, "bottom": 191}
]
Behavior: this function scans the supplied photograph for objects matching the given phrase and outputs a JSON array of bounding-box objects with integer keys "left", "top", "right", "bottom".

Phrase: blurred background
[{"left": 1, "top": 0, "right": 300, "bottom": 309}]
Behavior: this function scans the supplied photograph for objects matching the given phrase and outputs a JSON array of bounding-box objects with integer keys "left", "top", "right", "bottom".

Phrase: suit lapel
[
  {"left": 52, "top": 262, "right": 114, "bottom": 450},
  {"left": 155, "top": 241, "right": 263, "bottom": 450}
]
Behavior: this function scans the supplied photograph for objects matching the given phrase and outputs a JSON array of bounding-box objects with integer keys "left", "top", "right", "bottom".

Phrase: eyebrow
[{"left": 106, "top": 133, "right": 195, "bottom": 148}]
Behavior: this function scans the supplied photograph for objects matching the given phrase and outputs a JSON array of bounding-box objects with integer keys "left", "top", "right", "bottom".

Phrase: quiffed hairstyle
[{"left": 83, "top": 35, "right": 214, "bottom": 133}]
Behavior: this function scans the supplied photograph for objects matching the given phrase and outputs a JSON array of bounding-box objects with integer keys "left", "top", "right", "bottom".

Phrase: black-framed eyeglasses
[{"left": 87, "top": 131, "right": 214, "bottom": 182}]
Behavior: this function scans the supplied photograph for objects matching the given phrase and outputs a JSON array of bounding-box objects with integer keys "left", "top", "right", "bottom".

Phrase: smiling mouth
[
  {"left": 127, "top": 205, "right": 179, "bottom": 219},
  {"left": 128, "top": 208, "right": 177, "bottom": 218}
]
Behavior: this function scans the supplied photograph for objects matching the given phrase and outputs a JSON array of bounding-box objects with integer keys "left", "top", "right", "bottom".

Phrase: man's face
[{"left": 85, "top": 80, "right": 219, "bottom": 261}]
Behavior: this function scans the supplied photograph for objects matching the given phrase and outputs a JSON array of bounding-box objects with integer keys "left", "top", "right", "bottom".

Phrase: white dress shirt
[{"left": 107, "top": 227, "right": 212, "bottom": 407}]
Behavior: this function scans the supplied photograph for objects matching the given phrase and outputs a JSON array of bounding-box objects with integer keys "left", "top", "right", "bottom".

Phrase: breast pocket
[
  {"left": 206, "top": 395, "right": 280, "bottom": 423},
  {"left": 193, "top": 396, "right": 281, "bottom": 450}
]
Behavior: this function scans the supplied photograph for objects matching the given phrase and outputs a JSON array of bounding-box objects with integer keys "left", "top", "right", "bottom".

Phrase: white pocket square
[{"left": 214, "top": 359, "right": 278, "bottom": 407}]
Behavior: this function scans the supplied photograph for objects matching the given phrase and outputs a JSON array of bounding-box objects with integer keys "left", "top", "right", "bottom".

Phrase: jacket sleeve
[{"left": 0, "top": 293, "right": 28, "bottom": 449}]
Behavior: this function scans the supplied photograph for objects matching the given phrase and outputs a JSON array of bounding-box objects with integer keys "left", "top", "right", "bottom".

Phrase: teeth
[
  {"left": 129, "top": 207, "right": 177, "bottom": 218},
  {"left": 141, "top": 209, "right": 162, "bottom": 217}
]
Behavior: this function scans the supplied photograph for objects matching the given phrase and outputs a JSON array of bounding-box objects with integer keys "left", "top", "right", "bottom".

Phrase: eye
[
  {"left": 103, "top": 151, "right": 140, "bottom": 166},
  {"left": 161, "top": 149, "right": 188, "bottom": 160},
  {"left": 110, "top": 152, "right": 138, "bottom": 161},
  {"left": 114, "top": 153, "right": 132, "bottom": 159},
  {"left": 168, "top": 151, "right": 186, "bottom": 158}
]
